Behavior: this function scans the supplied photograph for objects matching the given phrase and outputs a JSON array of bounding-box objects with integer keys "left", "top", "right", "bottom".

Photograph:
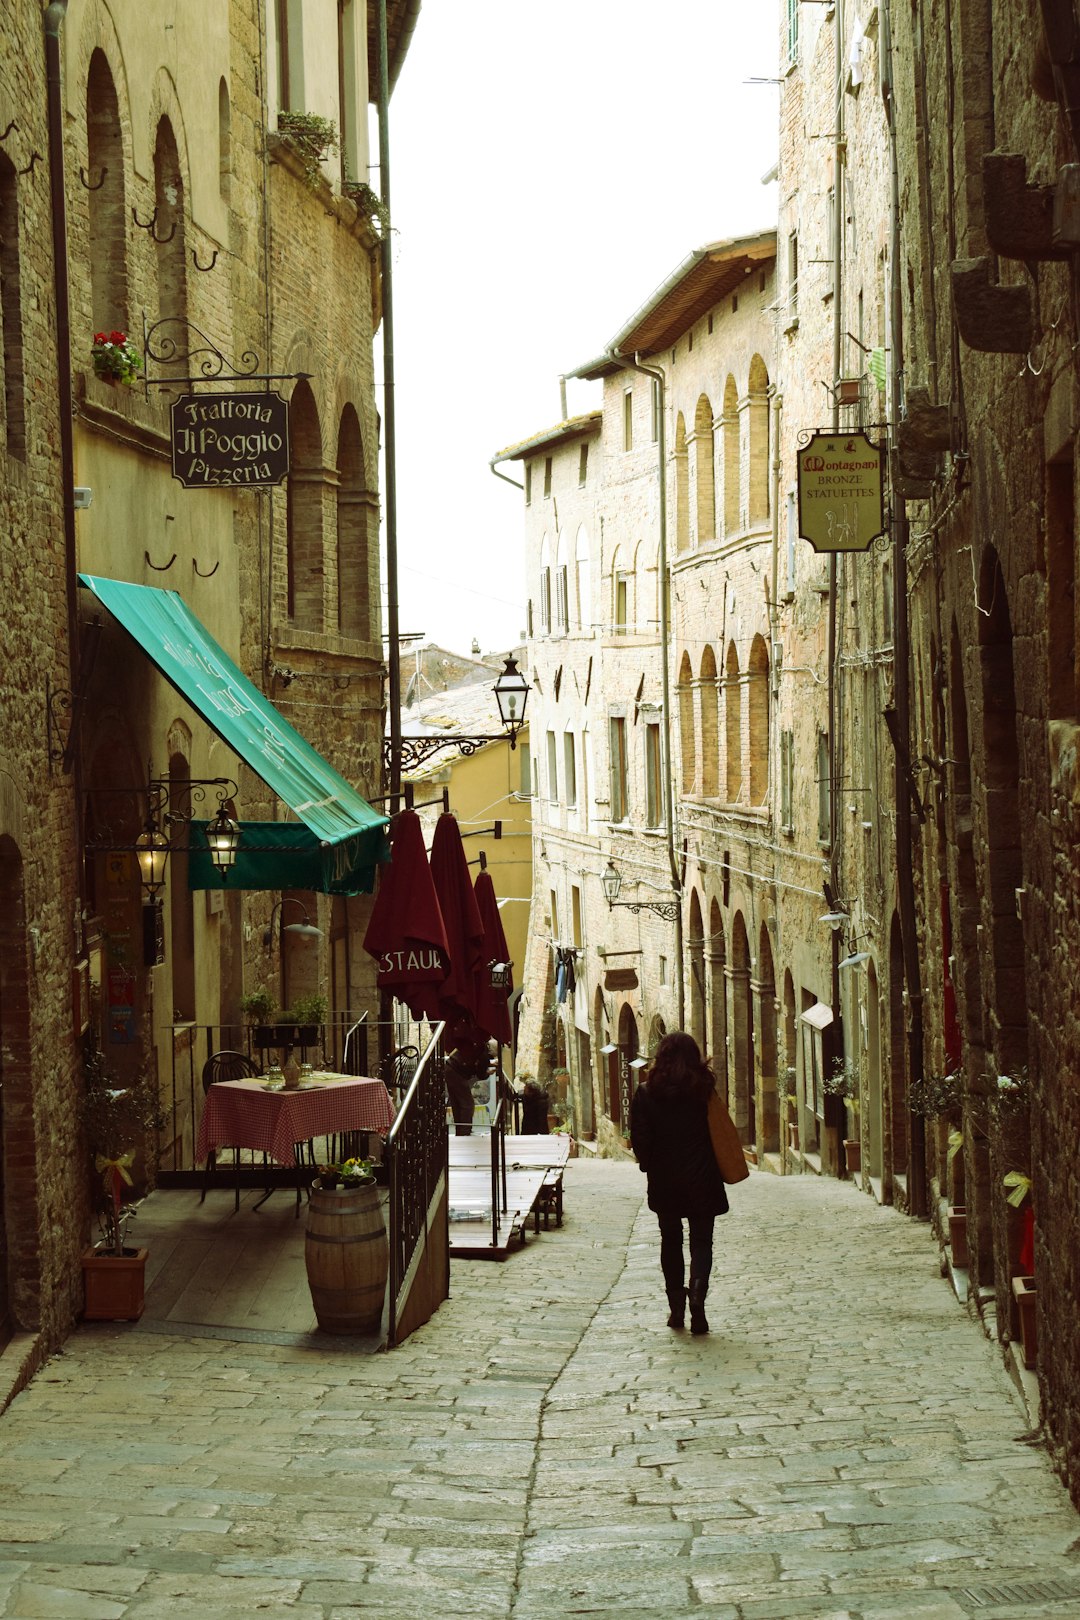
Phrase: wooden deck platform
[{"left": 447, "top": 1134, "right": 571, "bottom": 1259}]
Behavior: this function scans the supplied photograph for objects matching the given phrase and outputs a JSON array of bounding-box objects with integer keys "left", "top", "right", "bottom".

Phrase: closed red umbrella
[
  {"left": 473, "top": 868, "right": 513, "bottom": 1047},
  {"left": 429, "top": 812, "right": 486, "bottom": 1027},
  {"left": 361, "top": 809, "right": 449, "bottom": 1020}
]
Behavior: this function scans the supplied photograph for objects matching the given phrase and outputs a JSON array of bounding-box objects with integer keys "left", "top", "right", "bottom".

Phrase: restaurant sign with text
[
  {"left": 797, "top": 430, "right": 885, "bottom": 553},
  {"left": 171, "top": 392, "right": 290, "bottom": 489}
]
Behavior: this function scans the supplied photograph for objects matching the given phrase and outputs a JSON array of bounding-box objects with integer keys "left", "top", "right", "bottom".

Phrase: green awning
[{"left": 79, "top": 574, "right": 389, "bottom": 895}]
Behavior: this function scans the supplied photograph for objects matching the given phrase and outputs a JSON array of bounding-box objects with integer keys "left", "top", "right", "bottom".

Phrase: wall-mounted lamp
[
  {"left": 838, "top": 950, "right": 871, "bottom": 970},
  {"left": 263, "top": 897, "right": 323, "bottom": 951},
  {"left": 205, "top": 802, "right": 240, "bottom": 882},
  {"left": 493, "top": 653, "right": 529, "bottom": 749},
  {"left": 135, "top": 821, "right": 169, "bottom": 899},
  {"left": 490, "top": 960, "right": 511, "bottom": 989},
  {"left": 819, "top": 911, "right": 848, "bottom": 931},
  {"left": 601, "top": 858, "right": 680, "bottom": 922}
]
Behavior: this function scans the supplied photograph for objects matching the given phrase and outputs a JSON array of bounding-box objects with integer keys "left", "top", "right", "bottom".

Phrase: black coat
[{"left": 630, "top": 1083, "right": 729, "bottom": 1218}]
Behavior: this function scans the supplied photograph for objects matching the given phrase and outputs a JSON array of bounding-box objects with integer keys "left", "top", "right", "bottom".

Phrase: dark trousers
[{"left": 657, "top": 1212, "right": 715, "bottom": 1296}]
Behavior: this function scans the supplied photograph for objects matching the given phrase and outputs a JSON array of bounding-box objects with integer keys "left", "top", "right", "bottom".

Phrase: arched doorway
[
  {"left": 865, "top": 960, "right": 883, "bottom": 1188},
  {"left": 756, "top": 921, "right": 778, "bottom": 1152},
  {"left": 688, "top": 889, "right": 705, "bottom": 1050},
  {"left": 708, "top": 900, "right": 728, "bottom": 1103},
  {"left": 888, "top": 912, "right": 908, "bottom": 1204},
  {"left": 617, "top": 1002, "right": 641, "bottom": 1134},
  {"left": 730, "top": 913, "right": 754, "bottom": 1145}
]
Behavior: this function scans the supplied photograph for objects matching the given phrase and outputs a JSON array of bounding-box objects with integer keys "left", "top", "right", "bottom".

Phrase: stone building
[{"left": 0, "top": 0, "right": 416, "bottom": 1389}]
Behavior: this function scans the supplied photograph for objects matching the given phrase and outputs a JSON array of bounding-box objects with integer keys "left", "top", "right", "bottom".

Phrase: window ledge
[{"left": 783, "top": 317, "right": 800, "bottom": 336}]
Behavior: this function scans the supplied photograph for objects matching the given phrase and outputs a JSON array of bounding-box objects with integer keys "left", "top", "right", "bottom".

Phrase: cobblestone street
[{"left": 0, "top": 1161, "right": 1076, "bottom": 1619}]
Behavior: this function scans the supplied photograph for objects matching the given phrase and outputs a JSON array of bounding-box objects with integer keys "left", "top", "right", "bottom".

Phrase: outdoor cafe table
[{"left": 196, "top": 1074, "right": 395, "bottom": 1207}]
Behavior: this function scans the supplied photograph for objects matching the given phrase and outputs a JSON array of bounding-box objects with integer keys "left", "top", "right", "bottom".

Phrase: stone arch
[
  {"left": 748, "top": 355, "right": 770, "bottom": 526},
  {"left": 218, "top": 76, "right": 232, "bottom": 202},
  {"left": 336, "top": 404, "right": 372, "bottom": 638},
  {"left": 688, "top": 888, "right": 706, "bottom": 1050},
  {"left": 722, "top": 375, "right": 740, "bottom": 535},
  {"left": 694, "top": 393, "right": 715, "bottom": 542},
  {"left": 748, "top": 634, "right": 770, "bottom": 805},
  {"left": 888, "top": 910, "right": 908, "bottom": 1187},
  {"left": 724, "top": 640, "right": 742, "bottom": 802},
  {"left": 674, "top": 412, "right": 690, "bottom": 553},
  {"left": 866, "top": 958, "right": 883, "bottom": 1184},
  {"left": 287, "top": 379, "right": 325, "bottom": 631},
  {"left": 699, "top": 645, "right": 719, "bottom": 796},
  {"left": 85, "top": 49, "right": 128, "bottom": 335},
  {"left": 756, "top": 920, "right": 778, "bottom": 1153},
  {"left": 708, "top": 900, "right": 728, "bottom": 1103},
  {"left": 617, "top": 1001, "right": 641, "bottom": 1130},
  {"left": 730, "top": 912, "right": 754, "bottom": 1143},
  {"left": 151, "top": 115, "right": 187, "bottom": 329},
  {"left": 678, "top": 650, "right": 696, "bottom": 793}
]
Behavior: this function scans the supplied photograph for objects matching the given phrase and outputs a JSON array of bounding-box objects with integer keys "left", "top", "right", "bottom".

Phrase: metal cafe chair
[{"left": 200, "top": 1049, "right": 262, "bottom": 1211}]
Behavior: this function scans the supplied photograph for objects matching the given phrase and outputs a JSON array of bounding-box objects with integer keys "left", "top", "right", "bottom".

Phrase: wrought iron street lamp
[
  {"left": 493, "top": 653, "right": 529, "bottom": 749},
  {"left": 262, "top": 897, "right": 323, "bottom": 952},
  {"left": 135, "top": 821, "right": 169, "bottom": 899},
  {"left": 601, "top": 858, "right": 680, "bottom": 922},
  {"left": 205, "top": 802, "right": 240, "bottom": 882}
]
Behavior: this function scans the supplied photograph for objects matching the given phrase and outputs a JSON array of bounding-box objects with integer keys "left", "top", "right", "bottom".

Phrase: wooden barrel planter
[{"left": 305, "top": 1182, "right": 388, "bottom": 1335}]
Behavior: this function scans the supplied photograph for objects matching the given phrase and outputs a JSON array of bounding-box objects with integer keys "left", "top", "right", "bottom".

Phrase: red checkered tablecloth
[{"left": 196, "top": 1074, "right": 395, "bottom": 1169}]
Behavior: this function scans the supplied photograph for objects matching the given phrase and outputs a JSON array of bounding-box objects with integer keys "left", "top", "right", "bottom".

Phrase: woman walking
[{"left": 629, "top": 1032, "right": 729, "bottom": 1335}]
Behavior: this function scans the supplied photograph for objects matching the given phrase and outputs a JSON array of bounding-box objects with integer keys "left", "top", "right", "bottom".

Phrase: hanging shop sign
[
  {"left": 796, "top": 430, "right": 885, "bottom": 553},
  {"left": 171, "top": 392, "right": 290, "bottom": 488}
]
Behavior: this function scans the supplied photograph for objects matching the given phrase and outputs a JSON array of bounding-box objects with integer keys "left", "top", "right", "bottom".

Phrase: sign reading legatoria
[
  {"left": 797, "top": 430, "right": 885, "bottom": 553},
  {"left": 171, "top": 392, "right": 289, "bottom": 488}
]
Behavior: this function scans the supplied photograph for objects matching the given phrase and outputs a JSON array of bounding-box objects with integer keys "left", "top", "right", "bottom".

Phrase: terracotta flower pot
[
  {"left": 948, "top": 1205, "right": 968, "bottom": 1269},
  {"left": 82, "top": 1247, "right": 148, "bottom": 1321},
  {"left": 844, "top": 1138, "right": 861, "bottom": 1176}
]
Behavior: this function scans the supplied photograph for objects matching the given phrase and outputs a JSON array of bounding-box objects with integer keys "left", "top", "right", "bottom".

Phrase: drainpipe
[
  {"left": 376, "top": 0, "right": 401, "bottom": 801},
  {"left": 769, "top": 389, "right": 783, "bottom": 695},
  {"left": 606, "top": 348, "right": 685, "bottom": 1029},
  {"left": 44, "top": 3, "right": 78, "bottom": 700},
  {"left": 827, "top": 0, "right": 845, "bottom": 1072},
  {"left": 881, "top": 0, "right": 926, "bottom": 1213},
  {"left": 489, "top": 455, "right": 524, "bottom": 492}
]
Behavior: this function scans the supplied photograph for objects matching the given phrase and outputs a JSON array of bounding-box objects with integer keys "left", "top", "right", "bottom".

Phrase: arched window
[
  {"left": 748, "top": 633, "right": 770, "bottom": 804},
  {"left": 674, "top": 412, "right": 689, "bottom": 553},
  {"left": 287, "top": 379, "right": 324, "bottom": 630},
  {"left": 539, "top": 535, "right": 551, "bottom": 633},
  {"left": 611, "top": 545, "right": 631, "bottom": 631},
  {"left": 700, "top": 645, "right": 719, "bottom": 796},
  {"left": 722, "top": 374, "right": 740, "bottom": 536},
  {"left": 724, "top": 640, "right": 742, "bottom": 801},
  {"left": 694, "top": 394, "right": 715, "bottom": 543},
  {"left": 86, "top": 50, "right": 127, "bottom": 335},
  {"left": 574, "top": 524, "right": 591, "bottom": 629},
  {"left": 678, "top": 650, "right": 696, "bottom": 793},
  {"left": 152, "top": 117, "right": 187, "bottom": 328},
  {"left": 218, "top": 78, "right": 232, "bottom": 202},
  {"left": 336, "top": 404, "right": 371, "bottom": 638},
  {"left": 0, "top": 153, "right": 24, "bottom": 458},
  {"left": 553, "top": 530, "right": 568, "bottom": 632},
  {"left": 748, "top": 355, "right": 770, "bottom": 526}
]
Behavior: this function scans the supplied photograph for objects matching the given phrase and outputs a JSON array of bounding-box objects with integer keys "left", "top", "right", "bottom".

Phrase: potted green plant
[
  {"left": 240, "top": 986, "right": 278, "bottom": 1049},
  {"left": 1005, "top": 1170, "right": 1036, "bottom": 1368},
  {"left": 277, "top": 111, "right": 338, "bottom": 188},
  {"left": 79, "top": 1047, "right": 165, "bottom": 1320},
  {"left": 342, "top": 177, "right": 390, "bottom": 236},
  {"left": 290, "top": 991, "right": 328, "bottom": 1047},
  {"left": 91, "top": 330, "right": 141, "bottom": 386},
  {"left": 824, "top": 1057, "right": 861, "bottom": 1174}
]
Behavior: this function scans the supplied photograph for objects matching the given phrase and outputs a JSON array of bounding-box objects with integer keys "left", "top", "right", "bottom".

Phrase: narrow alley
[{"left": 0, "top": 1162, "right": 1075, "bottom": 1620}]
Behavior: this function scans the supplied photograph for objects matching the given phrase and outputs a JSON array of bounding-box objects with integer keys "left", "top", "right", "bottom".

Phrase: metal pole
[{"left": 376, "top": 0, "right": 402, "bottom": 801}]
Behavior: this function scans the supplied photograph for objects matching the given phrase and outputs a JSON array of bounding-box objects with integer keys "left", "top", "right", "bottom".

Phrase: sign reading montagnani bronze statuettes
[
  {"left": 797, "top": 430, "right": 886, "bottom": 553},
  {"left": 171, "top": 392, "right": 290, "bottom": 488}
]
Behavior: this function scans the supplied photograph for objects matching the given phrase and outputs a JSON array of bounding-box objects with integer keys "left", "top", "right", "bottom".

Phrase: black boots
[
  {"left": 666, "top": 1288, "right": 687, "bottom": 1330},
  {"left": 688, "top": 1277, "right": 709, "bottom": 1336}
]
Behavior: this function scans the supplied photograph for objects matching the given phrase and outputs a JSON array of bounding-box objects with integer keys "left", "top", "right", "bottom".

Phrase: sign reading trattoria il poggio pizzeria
[
  {"left": 170, "top": 392, "right": 290, "bottom": 489},
  {"left": 796, "top": 430, "right": 886, "bottom": 553}
]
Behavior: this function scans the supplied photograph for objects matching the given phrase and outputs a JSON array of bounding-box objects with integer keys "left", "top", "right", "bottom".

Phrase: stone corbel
[
  {"left": 983, "top": 152, "right": 1070, "bottom": 261},
  {"left": 950, "top": 257, "right": 1033, "bottom": 354}
]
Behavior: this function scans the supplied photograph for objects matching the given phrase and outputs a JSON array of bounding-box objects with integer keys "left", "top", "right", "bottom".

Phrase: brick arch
[
  {"left": 336, "top": 404, "right": 374, "bottom": 639},
  {"left": 287, "top": 379, "right": 325, "bottom": 631},
  {"left": 694, "top": 393, "right": 715, "bottom": 543},
  {"left": 722, "top": 375, "right": 740, "bottom": 535},
  {"left": 748, "top": 633, "right": 770, "bottom": 804},
  {"left": 674, "top": 412, "right": 689, "bottom": 553},
  {"left": 85, "top": 50, "right": 128, "bottom": 336},
  {"left": 151, "top": 115, "right": 187, "bottom": 330},
  {"left": 700, "top": 644, "right": 719, "bottom": 796},
  {"left": 747, "top": 355, "right": 770, "bottom": 527},
  {"left": 678, "top": 650, "right": 696, "bottom": 793},
  {"left": 724, "top": 640, "right": 742, "bottom": 802}
]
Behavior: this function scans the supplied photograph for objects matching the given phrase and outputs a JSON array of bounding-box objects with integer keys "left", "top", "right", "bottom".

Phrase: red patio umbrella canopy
[
  {"left": 474, "top": 868, "right": 513, "bottom": 1047},
  {"left": 361, "top": 809, "right": 449, "bottom": 1020},
  {"left": 429, "top": 812, "right": 486, "bottom": 1028}
]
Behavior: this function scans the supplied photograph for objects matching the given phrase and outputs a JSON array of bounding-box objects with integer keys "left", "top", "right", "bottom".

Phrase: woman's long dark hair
[{"left": 644, "top": 1031, "right": 716, "bottom": 1103}]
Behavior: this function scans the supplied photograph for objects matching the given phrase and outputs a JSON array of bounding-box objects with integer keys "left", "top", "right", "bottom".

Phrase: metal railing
[{"left": 386, "top": 1023, "right": 448, "bottom": 1348}]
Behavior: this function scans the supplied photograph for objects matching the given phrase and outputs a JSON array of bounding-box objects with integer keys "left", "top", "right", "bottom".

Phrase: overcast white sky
[{"left": 380, "top": 2, "right": 780, "bottom": 657}]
